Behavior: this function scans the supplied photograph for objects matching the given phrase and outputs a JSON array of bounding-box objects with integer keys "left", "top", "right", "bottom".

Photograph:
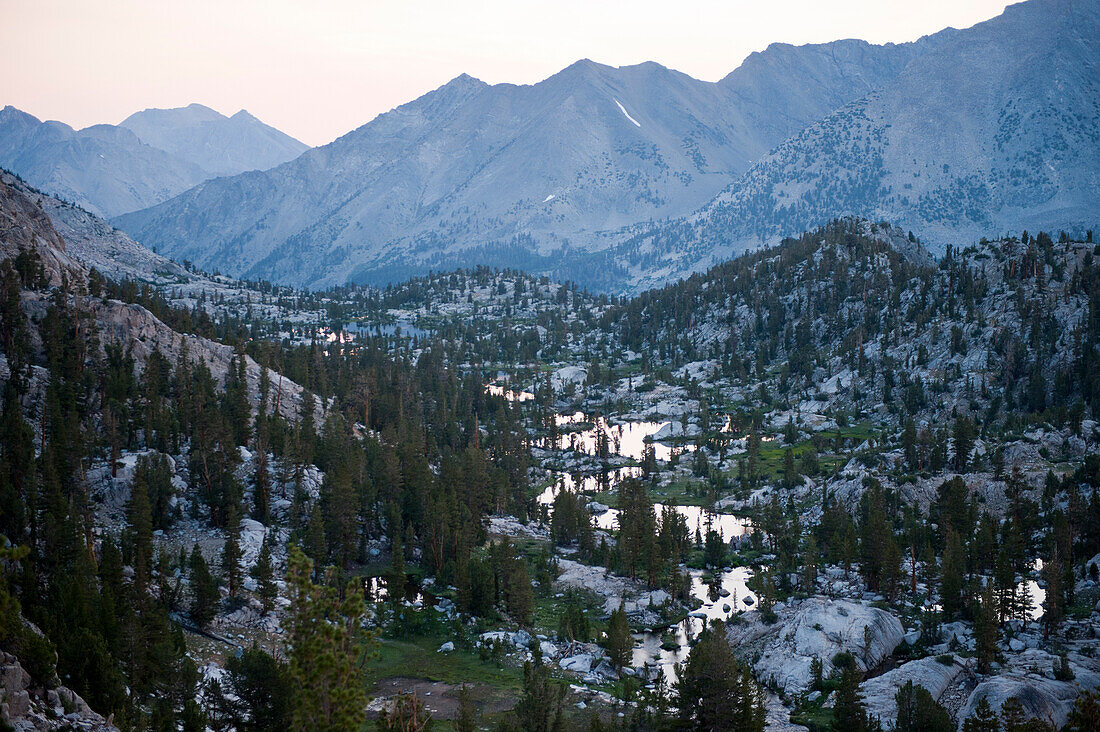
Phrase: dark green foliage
[
  {"left": 1066, "top": 690, "right": 1100, "bottom": 732},
  {"left": 224, "top": 646, "right": 293, "bottom": 732},
  {"left": 961, "top": 696, "right": 999, "bottom": 732},
  {"left": 251, "top": 536, "right": 277, "bottom": 613},
  {"left": 676, "top": 622, "right": 765, "bottom": 731},
  {"left": 894, "top": 681, "right": 953, "bottom": 732},
  {"left": 605, "top": 602, "right": 632, "bottom": 670},
  {"left": 189, "top": 546, "right": 219, "bottom": 629},
  {"left": 455, "top": 684, "right": 477, "bottom": 732},
  {"left": 514, "top": 642, "right": 565, "bottom": 732},
  {"left": 831, "top": 662, "right": 880, "bottom": 732},
  {"left": 285, "top": 546, "right": 368, "bottom": 732}
]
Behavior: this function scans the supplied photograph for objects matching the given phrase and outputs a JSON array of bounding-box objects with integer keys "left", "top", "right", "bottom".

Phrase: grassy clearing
[{"left": 363, "top": 633, "right": 522, "bottom": 692}]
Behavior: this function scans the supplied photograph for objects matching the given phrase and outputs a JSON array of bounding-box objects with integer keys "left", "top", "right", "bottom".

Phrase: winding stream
[{"left": 536, "top": 409, "right": 758, "bottom": 681}]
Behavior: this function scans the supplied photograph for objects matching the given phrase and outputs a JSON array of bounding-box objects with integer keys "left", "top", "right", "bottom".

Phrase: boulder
[
  {"left": 560, "top": 654, "right": 596, "bottom": 674},
  {"left": 958, "top": 648, "right": 1100, "bottom": 729},
  {"left": 726, "top": 597, "right": 904, "bottom": 695},
  {"left": 960, "top": 675, "right": 1078, "bottom": 729},
  {"left": 860, "top": 655, "right": 965, "bottom": 724}
]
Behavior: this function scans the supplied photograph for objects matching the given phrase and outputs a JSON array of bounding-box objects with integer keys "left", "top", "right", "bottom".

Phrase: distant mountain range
[
  {"left": 112, "top": 37, "right": 937, "bottom": 289},
  {"left": 0, "top": 104, "right": 307, "bottom": 218},
  {"left": 7, "top": 0, "right": 1096, "bottom": 293},
  {"left": 613, "top": 0, "right": 1100, "bottom": 291}
]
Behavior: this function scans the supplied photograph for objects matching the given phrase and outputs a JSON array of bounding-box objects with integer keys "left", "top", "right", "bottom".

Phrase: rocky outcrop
[
  {"left": 0, "top": 172, "right": 82, "bottom": 286},
  {"left": 726, "top": 597, "right": 905, "bottom": 695},
  {"left": 3, "top": 170, "right": 321, "bottom": 426},
  {"left": 958, "top": 649, "right": 1100, "bottom": 729},
  {"left": 555, "top": 558, "right": 672, "bottom": 625},
  {"left": 0, "top": 650, "right": 118, "bottom": 731},
  {"left": 860, "top": 655, "right": 967, "bottom": 724}
]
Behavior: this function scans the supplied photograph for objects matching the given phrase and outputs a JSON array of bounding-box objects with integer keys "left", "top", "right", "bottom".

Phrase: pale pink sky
[{"left": 2, "top": 0, "right": 1014, "bottom": 146}]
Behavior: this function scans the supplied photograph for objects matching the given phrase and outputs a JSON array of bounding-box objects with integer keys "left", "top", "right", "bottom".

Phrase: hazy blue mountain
[
  {"left": 115, "top": 0, "right": 1095, "bottom": 293},
  {"left": 0, "top": 106, "right": 208, "bottom": 218},
  {"left": 114, "top": 41, "right": 924, "bottom": 289},
  {"left": 119, "top": 103, "right": 308, "bottom": 177},
  {"left": 616, "top": 0, "right": 1099, "bottom": 291},
  {"left": 0, "top": 104, "right": 307, "bottom": 218}
]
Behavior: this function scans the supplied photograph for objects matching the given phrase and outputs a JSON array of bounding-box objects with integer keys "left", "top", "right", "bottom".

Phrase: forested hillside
[{"left": 3, "top": 174, "right": 1100, "bottom": 730}]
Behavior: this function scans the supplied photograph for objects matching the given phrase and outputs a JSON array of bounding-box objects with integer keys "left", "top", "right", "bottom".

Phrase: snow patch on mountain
[{"left": 614, "top": 99, "right": 641, "bottom": 127}]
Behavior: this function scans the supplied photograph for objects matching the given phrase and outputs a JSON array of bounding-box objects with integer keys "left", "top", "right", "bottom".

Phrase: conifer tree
[
  {"left": 832, "top": 663, "right": 872, "bottom": 732},
  {"left": 941, "top": 529, "right": 966, "bottom": 619},
  {"left": 251, "top": 536, "right": 277, "bottom": 613},
  {"left": 972, "top": 584, "right": 999, "bottom": 673},
  {"left": 285, "top": 546, "right": 368, "bottom": 732},
  {"left": 676, "top": 621, "right": 765, "bottom": 731},
  {"left": 961, "top": 696, "right": 999, "bottom": 732},
  {"left": 606, "top": 602, "right": 632, "bottom": 670},
  {"left": 1066, "top": 690, "right": 1100, "bottom": 732},
  {"left": 455, "top": 684, "right": 477, "bottom": 732},
  {"left": 189, "top": 546, "right": 218, "bottom": 629},
  {"left": 126, "top": 460, "right": 155, "bottom": 595},
  {"left": 225, "top": 646, "right": 292, "bottom": 732},
  {"left": 1000, "top": 697, "right": 1028, "bottom": 731},
  {"left": 222, "top": 507, "right": 243, "bottom": 598},
  {"left": 515, "top": 642, "right": 565, "bottom": 732},
  {"left": 894, "top": 680, "right": 952, "bottom": 732}
]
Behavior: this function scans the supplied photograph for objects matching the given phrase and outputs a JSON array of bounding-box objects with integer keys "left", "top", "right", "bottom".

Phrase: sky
[{"left": 3, "top": 0, "right": 1015, "bottom": 147}]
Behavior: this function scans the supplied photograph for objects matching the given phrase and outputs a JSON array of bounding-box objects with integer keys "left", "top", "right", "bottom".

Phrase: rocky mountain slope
[
  {"left": 616, "top": 0, "right": 1100, "bottom": 291},
  {"left": 0, "top": 170, "right": 319, "bottom": 424},
  {"left": 115, "top": 0, "right": 1097, "bottom": 294},
  {"left": 0, "top": 104, "right": 307, "bottom": 218},
  {"left": 113, "top": 37, "right": 930, "bottom": 290}
]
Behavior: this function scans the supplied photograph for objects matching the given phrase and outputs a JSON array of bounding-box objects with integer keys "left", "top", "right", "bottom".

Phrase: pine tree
[
  {"left": 505, "top": 557, "right": 534, "bottom": 625},
  {"left": 972, "top": 584, "right": 999, "bottom": 673},
  {"left": 251, "top": 536, "right": 277, "bottom": 613},
  {"left": 222, "top": 507, "right": 243, "bottom": 598},
  {"left": 1066, "top": 690, "right": 1100, "bottom": 732},
  {"left": 285, "top": 546, "right": 368, "bottom": 732},
  {"left": 606, "top": 602, "right": 632, "bottom": 670},
  {"left": 961, "top": 696, "right": 999, "bottom": 732},
  {"left": 455, "top": 684, "right": 477, "bottom": 732},
  {"left": 616, "top": 479, "right": 655, "bottom": 580},
  {"left": 941, "top": 529, "right": 966, "bottom": 619},
  {"left": 894, "top": 680, "right": 952, "bottom": 732},
  {"left": 953, "top": 416, "right": 976, "bottom": 472},
  {"left": 783, "top": 448, "right": 797, "bottom": 488},
  {"left": 225, "top": 646, "right": 292, "bottom": 732},
  {"left": 1000, "top": 697, "right": 1028, "bottom": 731},
  {"left": 515, "top": 642, "right": 565, "bottom": 732},
  {"left": 1041, "top": 552, "right": 1065, "bottom": 637},
  {"left": 676, "top": 621, "right": 765, "bottom": 731},
  {"left": 126, "top": 459, "right": 155, "bottom": 595},
  {"left": 832, "top": 661, "right": 873, "bottom": 732},
  {"left": 189, "top": 546, "right": 218, "bottom": 629},
  {"left": 305, "top": 504, "right": 327, "bottom": 564},
  {"left": 902, "top": 418, "right": 918, "bottom": 472}
]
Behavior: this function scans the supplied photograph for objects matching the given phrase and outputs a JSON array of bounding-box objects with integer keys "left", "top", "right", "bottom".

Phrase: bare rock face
[
  {"left": 859, "top": 655, "right": 967, "bottom": 724},
  {"left": 0, "top": 650, "right": 119, "bottom": 732},
  {"left": 958, "top": 649, "right": 1100, "bottom": 729},
  {"left": 726, "top": 597, "right": 905, "bottom": 695},
  {"left": 91, "top": 297, "right": 319, "bottom": 423},
  {"left": 0, "top": 172, "right": 82, "bottom": 286}
]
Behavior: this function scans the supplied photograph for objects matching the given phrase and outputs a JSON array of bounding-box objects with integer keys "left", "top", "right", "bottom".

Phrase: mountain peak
[
  {"left": 443, "top": 72, "right": 486, "bottom": 89},
  {"left": 184, "top": 102, "right": 222, "bottom": 116}
]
